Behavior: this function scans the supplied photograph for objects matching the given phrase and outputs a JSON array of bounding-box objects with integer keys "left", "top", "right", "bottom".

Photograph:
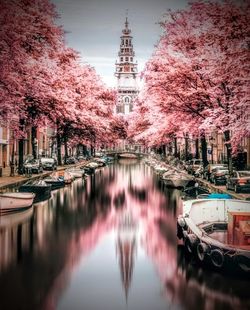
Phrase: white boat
[
  {"left": 67, "top": 168, "right": 85, "bottom": 178},
  {"left": 0, "top": 192, "right": 35, "bottom": 213},
  {"left": 86, "top": 162, "right": 100, "bottom": 169},
  {"left": 177, "top": 198, "right": 250, "bottom": 273},
  {"left": 171, "top": 174, "right": 193, "bottom": 188}
]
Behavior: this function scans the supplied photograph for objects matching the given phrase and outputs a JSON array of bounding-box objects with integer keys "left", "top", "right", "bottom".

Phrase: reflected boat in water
[
  {"left": 162, "top": 246, "right": 250, "bottom": 310},
  {"left": 0, "top": 207, "right": 33, "bottom": 229},
  {"left": 0, "top": 161, "right": 249, "bottom": 310}
]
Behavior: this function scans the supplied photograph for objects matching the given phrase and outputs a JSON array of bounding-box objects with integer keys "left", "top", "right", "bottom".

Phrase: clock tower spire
[{"left": 115, "top": 16, "right": 139, "bottom": 114}]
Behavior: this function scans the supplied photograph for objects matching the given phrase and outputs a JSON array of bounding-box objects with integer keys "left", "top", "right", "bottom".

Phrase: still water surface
[{"left": 0, "top": 160, "right": 249, "bottom": 310}]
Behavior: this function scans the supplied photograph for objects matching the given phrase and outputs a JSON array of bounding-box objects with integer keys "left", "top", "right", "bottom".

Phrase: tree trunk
[
  {"left": 64, "top": 137, "right": 68, "bottom": 164},
  {"left": 162, "top": 145, "right": 166, "bottom": 156},
  {"left": 10, "top": 136, "right": 15, "bottom": 176},
  {"left": 224, "top": 130, "right": 233, "bottom": 174},
  {"left": 174, "top": 138, "right": 178, "bottom": 157},
  {"left": 57, "top": 133, "right": 62, "bottom": 166},
  {"left": 18, "top": 119, "right": 25, "bottom": 174},
  {"left": 31, "top": 126, "right": 37, "bottom": 159},
  {"left": 185, "top": 134, "right": 189, "bottom": 161},
  {"left": 18, "top": 138, "right": 24, "bottom": 174},
  {"left": 200, "top": 133, "right": 209, "bottom": 168},
  {"left": 91, "top": 145, "right": 95, "bottom": 156},
  {"left": 195, "top": 138, "right": 200, "bottom": 159}
]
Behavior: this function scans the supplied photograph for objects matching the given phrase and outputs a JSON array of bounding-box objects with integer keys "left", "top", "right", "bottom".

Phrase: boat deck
[{"left": 199, "top": 222, "right": 250, "bottom": 250}]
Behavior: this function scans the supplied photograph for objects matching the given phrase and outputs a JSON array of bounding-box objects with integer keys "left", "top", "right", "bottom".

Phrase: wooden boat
[
  {"left": 54, "top": 170, "right": 74, "bottom": 184},
  {"left": 19, "top": 180, "right": 52, "bottom": 202},
  {"left": 0, "top": 207, "right": 33, "bottom": 228},
  {"left": 177, "top": 199, "right": 250, "bottom": 273},
  {"left": 43, "top": 176, "right": 65, "bottom": 190},
  {"left": 0, "top": 192, "right": 35, "bottom": 213}
]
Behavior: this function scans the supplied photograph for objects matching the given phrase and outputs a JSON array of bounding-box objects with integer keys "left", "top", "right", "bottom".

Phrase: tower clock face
[{"left": 124, "top": 65, "right": 129, "bottom": 72}]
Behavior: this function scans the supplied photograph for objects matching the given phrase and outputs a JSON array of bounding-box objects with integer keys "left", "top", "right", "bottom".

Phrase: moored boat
[
  {"left": 19, "top": 180, "right": 51, "bottom": 202},
  {"left": 43, "top": 176, "right": 65, "bottom": 190},
  {"left": 163, "top": 171, "right": 193, "bottom": 188},
  {"left": 66, "top": 168, "right": 85, "bottom": 178},
  {"left": 0, "top": 192, "right": 35, "bottom": 213},
  {"left": 55, "top": 170, "right": 75, "bottom": 184},
  {"left": 177, "top": 198, "right": 250, "bottom": 273}
]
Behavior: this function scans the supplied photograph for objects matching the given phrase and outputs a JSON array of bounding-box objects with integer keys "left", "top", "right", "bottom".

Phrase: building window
[
  {"left": 130, "top": 57, "right": 133, "bottom": 61},
  {"left": 124, "top": 97, "right": 130, "bottom": 103},
  {"left": 121, "top": 57, "right": 123, "bottom": 62},
  {"left": 125, "top": 57, "right": 128, "bottom": 61}
]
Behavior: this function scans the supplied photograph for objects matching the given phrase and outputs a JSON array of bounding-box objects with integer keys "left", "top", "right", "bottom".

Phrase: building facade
[{"left": 115, "top": 18, "right": 139, "bottom": 114}]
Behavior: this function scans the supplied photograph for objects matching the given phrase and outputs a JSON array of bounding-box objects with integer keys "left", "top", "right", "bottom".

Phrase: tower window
[
  {"left": 124, "top": 97, "right": 130, "bottom": 103},
  {"left": 121, "top": 57, "right": 123, "bottom": 61},
  {"left": 125, "top": 57, "right": 128, "bottom": 61},
  {"left": 130, "top": 57, "right": 133, "bottom": 61}
]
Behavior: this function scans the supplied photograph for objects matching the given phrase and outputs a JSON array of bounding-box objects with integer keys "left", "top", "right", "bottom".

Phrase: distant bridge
[{"left": 102, "top": 150, "right": 148, "bottom": 158}]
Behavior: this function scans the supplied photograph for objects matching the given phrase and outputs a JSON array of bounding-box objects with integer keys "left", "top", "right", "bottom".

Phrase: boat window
[{"left": 239, "top": 171, "right": 250, "bottom": 177}]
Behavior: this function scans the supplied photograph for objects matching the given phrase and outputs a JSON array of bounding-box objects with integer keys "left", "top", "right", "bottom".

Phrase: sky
[{"left": 52, "top": 0, "right": 189, "bottom": 87}]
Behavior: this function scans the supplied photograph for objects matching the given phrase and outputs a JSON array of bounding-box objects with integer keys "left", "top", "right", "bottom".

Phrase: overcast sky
[{"left": 52, "top": 0, "right": 189, "bottom": 87}]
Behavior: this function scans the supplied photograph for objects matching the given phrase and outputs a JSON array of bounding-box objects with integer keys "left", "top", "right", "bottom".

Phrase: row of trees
[
  {"left": 129, "top": 0, "right": 250, "bottom": 170},
  {"left": 0, "top": 0, "right": 126, "bottom": 171}
]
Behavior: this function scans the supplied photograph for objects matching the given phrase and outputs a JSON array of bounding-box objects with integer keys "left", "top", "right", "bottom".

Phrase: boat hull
[
  {"left": 19, "top": 184, "right": 51, "bottom": 202},
  {"left": 44, "top": 180, "right": 65, "bottom": 190},
  {"left": 0, "top": 193, "right": 35, "bottom": 213}
]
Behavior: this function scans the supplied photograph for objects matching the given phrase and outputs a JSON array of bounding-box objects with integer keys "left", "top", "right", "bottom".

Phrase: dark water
[{"left": 0, "top": 160, "right": 249, "bottom": 310}]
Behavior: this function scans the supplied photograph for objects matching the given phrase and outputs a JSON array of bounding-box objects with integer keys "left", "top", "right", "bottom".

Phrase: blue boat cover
[{"left": 207, "top": 193, "right": 232, "bottom": 199}]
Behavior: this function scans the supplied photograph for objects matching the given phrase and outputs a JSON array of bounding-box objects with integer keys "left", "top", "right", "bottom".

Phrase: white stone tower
[{"left": 115, "top": 17, "right": 139, "bottom": 114}]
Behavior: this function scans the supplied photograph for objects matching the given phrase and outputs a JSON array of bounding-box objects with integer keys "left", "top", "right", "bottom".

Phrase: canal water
[{"left": 0, "top": 160, "right": 249, "bottom": 310}]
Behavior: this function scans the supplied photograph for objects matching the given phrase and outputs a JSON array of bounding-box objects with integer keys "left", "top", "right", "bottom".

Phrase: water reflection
[
  {"left": 0, "top": 160, "right": 249, "bottom": 310},
  {"left": 116, "top": 211, "right": 137, "bottom": 300}
]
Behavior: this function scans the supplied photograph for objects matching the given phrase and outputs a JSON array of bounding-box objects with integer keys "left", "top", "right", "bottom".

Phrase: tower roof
[{"left": 122, "top": 17, "right": 131, "bottom": 35}]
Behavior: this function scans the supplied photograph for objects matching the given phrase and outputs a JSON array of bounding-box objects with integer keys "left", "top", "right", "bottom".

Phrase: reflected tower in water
[{"left": 116, "top": 211, "right": 137, "bottom": 300}]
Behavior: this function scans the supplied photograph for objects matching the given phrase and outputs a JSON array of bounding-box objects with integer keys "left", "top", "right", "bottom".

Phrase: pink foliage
[
  {"left": 0, "top": 0, "right": 117, "bottom": 145},
  {"left": 130, "top": 0, "right": 250, "bottom": 151}
]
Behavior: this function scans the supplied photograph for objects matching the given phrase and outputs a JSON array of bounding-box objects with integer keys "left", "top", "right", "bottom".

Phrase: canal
[{"left": 0, "top": 160, "right": 249, "bottom": 310}]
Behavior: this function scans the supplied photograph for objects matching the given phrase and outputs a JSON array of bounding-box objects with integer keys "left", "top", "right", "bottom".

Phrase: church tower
[{"left": 115, "top": 17, "right": 139, "bottom": 114}]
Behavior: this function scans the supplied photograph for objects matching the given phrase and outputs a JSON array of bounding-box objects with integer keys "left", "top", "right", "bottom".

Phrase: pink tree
[{"left": 136, "top": 0, "right": 249, "bottom": 168}]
